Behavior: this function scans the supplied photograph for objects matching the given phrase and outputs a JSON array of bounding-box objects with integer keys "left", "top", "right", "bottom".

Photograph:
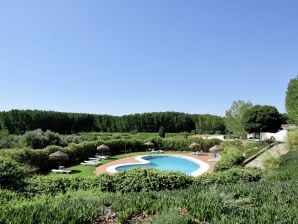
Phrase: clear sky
[{"left": 0, "top": 1, "right": 297, "bottom": 116}]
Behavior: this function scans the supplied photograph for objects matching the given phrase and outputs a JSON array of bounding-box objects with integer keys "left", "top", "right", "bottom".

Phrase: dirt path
[{"left": 245, "top": 143, "right": 289, "bottom": 169}]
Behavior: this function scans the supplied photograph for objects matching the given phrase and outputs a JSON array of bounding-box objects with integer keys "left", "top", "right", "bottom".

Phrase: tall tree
[
  {"left": 225, "top": 100, "right": 253, "bottom": 138},
  {"left": 286, "top": 76, "right": 298, "bottom": 124},
  {"left": 159, "top": 127, "right": 165, "bottom": 138},
  {"left": 243, "top": 105, "right": 282, "bottom": 134}
]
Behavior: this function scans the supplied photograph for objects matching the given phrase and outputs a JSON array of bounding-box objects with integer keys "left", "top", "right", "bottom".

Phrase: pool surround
[{"left": 105, "top": 154, "right": 210, "bottom": 176}]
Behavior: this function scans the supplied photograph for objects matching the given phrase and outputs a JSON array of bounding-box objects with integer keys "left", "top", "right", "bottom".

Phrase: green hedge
[
  {"left": 194, "top": 167, "right": 261, "bottom": 185},
  {"left": 1, "top": 137, "right": 220, "bottom": 172},
  {"left": 0, "top": 157, "right": 26, "bottom": 189},
  {"left": 287, "top": 130, "right": 298, "bottom": 150},
  {"left": 215, "top": 147, "right": 245, "bottom": 171},
  {"left": 0, "top": 191, "right": 103, "bottom": 224},
  {"left": 152, "top": 137, "right": 221, "bottom": 152},
  {"left": 0, "top": 139, "right": 145, "bottom": 172},
  {"left": 97, "top": 168, "right": 193, "bottom": 193},
  {"left": 24, "top": 175, "right": 100, "bottom": 196},
  {"left": 24, "top": 168, "right": 193, "bottom": 195}
]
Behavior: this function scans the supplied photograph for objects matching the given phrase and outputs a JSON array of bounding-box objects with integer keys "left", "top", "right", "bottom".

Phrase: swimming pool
[{"left": 107, "top": 154, "right": 209, "bottom": 176}]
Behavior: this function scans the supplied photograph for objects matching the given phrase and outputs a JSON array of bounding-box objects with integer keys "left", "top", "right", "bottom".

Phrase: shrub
[
  {"left": 221, "top": 140, "right": 244, "bottom": 150},
  {"left": 156, "top": 137, "right": 221, "bottom": 152},
  {"left": 24, "top": 176, "right": 100, "bottom": 196},
  {"left": 0, "top": 191, "right": 104, "bottom": 224},
  {"left": 0, "top": 157, "right": 26, "bottom": 189},
  {"left": 24, "top": 129, "right": 65, "bottom": 149},
  {"left": 194, "top": 168, "right": 261, "bottom": 186},
  {"left": 97, "top": 168, "right": 193, "bottom": 193},
  {"left": 60, "top": 134, "right": 86, "bottom": 144},
  {"left": 287, "top": 130, "right": 298, "bottom": 150},
  {"left": 215, "top": 147, "right": 245, "bottom": 171},
  {"left": 159, "top": 127, "right": 165, "bottom": 138},
  {"left": 0, "top": 137, "right": 221, "bottom": 172},
  {"left": 0, "top": 188, "right": 24, "bottom": 206},
  {"left": 0, "top": 134, "right": 23, "bottom": 149}
]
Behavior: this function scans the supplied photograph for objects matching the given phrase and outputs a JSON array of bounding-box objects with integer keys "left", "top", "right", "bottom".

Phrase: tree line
[{"left": 0, "top": 110, "right": 225, "bottom": 134}]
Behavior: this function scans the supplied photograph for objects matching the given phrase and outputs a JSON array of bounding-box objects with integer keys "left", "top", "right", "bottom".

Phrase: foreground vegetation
[
  {"left": 3, "top": 136, "right": 296, "bottom": 223},
  {"left": 1, "top": 152, "right": 297, "bottom": 223}
]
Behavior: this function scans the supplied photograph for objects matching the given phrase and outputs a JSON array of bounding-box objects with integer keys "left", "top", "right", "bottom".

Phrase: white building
[{"left": 261, "top": 129, "right": 288, "bottom": 143}]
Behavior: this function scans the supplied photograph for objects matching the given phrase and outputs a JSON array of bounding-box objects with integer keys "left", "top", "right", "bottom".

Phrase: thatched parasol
[
  {"left": 49, "top": 151, "right": 69, "bottom": 161},
  {"left": 97, "top": 144, "right": 110, "bottom": 156},
  {"left": 49, "top": 151, "right": 69, "bottom": 167},
  {"left": 97, "top": 144, "right": 109, "bottom": 150},
  {"left": 189, "top": 142, "right": 200, "bottom": 149},
  {"left": 209, "top": 145, "right": 222, "bottom": 152},
  {"left": 144, "top": 141, "right": 154, "bottom": 147}
]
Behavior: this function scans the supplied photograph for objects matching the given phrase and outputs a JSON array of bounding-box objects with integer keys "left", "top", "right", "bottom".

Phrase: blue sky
[{"left": 0, "top": 1, "right": 297, "bottom": 116}]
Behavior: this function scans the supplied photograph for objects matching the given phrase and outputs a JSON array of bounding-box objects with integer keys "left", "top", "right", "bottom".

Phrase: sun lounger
[
  {"left": 151, "top": 149, "right": 164, "bottom": 153},
  {"left": 88, "top": 157, "right": 99, "bottom": 161},
  {"left": 95, "top": 155, "right": 108, "bottom": 160},
  {"left": 84, "top": 160, "right": 100, "bottom": 163},
  {"left": 80, "top": 161, "right": 99, "bottom": 166},
  {"left": 51, "top": 169, "right": 71, "bottom": 174}
]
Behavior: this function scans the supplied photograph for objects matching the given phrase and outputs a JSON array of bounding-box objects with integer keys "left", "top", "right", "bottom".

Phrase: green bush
[
  {"left": 0, "top": 138, "right": 144, "bottom": 172},
  {"left": 24, "top": 175, "right": 100, "bottom": 196},
  {"left": 0, "top": 134, "right": 23, "bottom": 149},
  {"left": 0, "top": 137, "right": 220, "bottom": 172},
  {"left": 221, "top": 140, "right": 244, "bottom": 150},
  {"left": 215, "top": 147, "right": 245, "bottom": 171},
  {"left": 0, "top": 157, "right": 26, "bottom": 189},
  {"left": 24, "top": 129, "right": 65, "bottom": 149},
  {"left": 97, "top": 168, "right": 193, "bottom": 193},
  {"left": 155, "top": 137, "right": 221, "bottom": 152},
  {"left": 159, "top": 127, "right": 165, "bottom": 138},
  {"left": 0, "top": 188, "right": 24, "bottom": 206},
  {"left": 0, "top": 191, "right": 103, "bottom": 224},
  {"left": 287, "top": 130, "right": 298, "bottom": 150},
  {"left": 23, "top": 169, "right": 193, "bottom": 195},
  {"left": 194, "top": 168, "right": 261, "bottom": 186}
]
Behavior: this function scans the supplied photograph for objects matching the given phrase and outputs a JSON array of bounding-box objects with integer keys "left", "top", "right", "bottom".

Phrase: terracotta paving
[{"left": 95, "top": 153, "right": 215, "bottom": 176}]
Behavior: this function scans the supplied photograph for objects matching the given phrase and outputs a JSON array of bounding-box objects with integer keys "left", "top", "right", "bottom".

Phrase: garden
[
  {"left": 2, "top": 127, "right": 295, "bottom": 223},
  {"left": 1, "top": 75, "right": 298, "bottom": 223}
]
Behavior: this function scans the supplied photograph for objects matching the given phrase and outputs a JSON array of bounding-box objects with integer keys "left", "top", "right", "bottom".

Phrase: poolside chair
[
  {"left": 95, "top": 155, "right": 108, "bottom": 160},
  {"left": 51, "top": 169, "right": 71, "bottom": 174},
  {"left": 195, "top": 150, "right": 204, "bottom": 155},
  {"left": 80, "top": 162, "right": 97, "bottom": 166},
  {"left": 88, "top": 157, "right": 100, "bottom": 161},
  {"left": 81, "top": 160, "right": 100, "bottom": 166}
]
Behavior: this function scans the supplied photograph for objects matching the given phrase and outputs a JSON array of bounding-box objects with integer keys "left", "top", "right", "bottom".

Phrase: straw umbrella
[
  {"left": 49, "top": 151, "right": 69, "bottom": 168},
  {"left": 145, "top": 141, "right": 154, "bottom": 151},
  {"left": 97, "top": 144, "right": 110, "bottom": 156},
  {"left": 209, "top": 145, "right": 222, "bottom": 159},
  {"left": 189, "top": 142, "right": 200, "bottom": 151}
]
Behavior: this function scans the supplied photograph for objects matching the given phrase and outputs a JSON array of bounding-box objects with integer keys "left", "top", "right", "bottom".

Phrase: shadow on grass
[{"left": 68, "top": 170, "right": 82, "bottom": 174}]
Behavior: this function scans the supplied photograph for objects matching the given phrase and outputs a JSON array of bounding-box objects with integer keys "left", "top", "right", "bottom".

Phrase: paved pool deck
[{"left": 95, "top": 153, "right": 215, "bottom": 176}]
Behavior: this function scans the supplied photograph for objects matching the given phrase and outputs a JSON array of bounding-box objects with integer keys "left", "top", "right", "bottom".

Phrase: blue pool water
[{"left": 115, "top": 155, "right": 200, "bottom": 175}]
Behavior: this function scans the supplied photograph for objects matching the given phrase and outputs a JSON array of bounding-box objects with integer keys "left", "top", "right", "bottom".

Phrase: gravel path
[{"left": 245, "top": 143, "right": 289, "bottom": 169}]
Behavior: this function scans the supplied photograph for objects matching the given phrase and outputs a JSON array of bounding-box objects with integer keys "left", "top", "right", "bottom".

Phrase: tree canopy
[
  {"left": 225, "top": 100, "right": 253, "bottom": 138},
  {"left": 242, "top": 105, "right": 282, "bottom": 133},
  {"left": 0, "top": 110, "right": 225, "bottom": 134},
  {"left": 286, "top": 76, "right": 298, "bottom": 124}
]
